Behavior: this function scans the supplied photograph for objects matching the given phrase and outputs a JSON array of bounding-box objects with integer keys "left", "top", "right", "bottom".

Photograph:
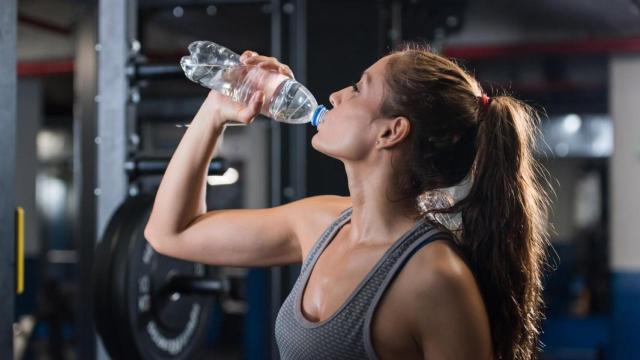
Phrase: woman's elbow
[{"left": 144, "top": 224, "right": 172, "bottom": 255}]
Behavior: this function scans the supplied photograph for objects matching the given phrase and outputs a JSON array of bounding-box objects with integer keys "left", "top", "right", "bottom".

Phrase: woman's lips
[{"left": 318, "top": 111, "right": 330, "bottom": 127}]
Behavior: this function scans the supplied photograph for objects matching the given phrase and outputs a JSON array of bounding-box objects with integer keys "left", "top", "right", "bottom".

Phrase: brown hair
[{"left": 381, "top": 44, "right": 551, "bottom": 359}]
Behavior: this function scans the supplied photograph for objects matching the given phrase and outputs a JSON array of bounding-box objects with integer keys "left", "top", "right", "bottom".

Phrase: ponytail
[
  {"left": 438, "top": 96, "right": 551, "bottom": 359},
  {"left": 382, "top": 46, "right": 552, "bottom": 359}
]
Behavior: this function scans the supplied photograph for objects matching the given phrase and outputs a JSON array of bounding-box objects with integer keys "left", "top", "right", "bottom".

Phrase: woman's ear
[{"left": 376, "top": 116, "right": 411, "bottom": 149}]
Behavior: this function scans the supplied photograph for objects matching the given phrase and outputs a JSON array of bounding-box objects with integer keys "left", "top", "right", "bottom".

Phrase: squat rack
[{"left": 73, "top": 0, "right": 308, "bottom": 359}]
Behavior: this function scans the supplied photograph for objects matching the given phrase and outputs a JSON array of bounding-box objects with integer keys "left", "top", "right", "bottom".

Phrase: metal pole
[
  {"left": 610, "top": 55, "right": 640, "bottom": 360},
  {"left": 283, "top": 0, "right": 306, "bottom": 306},
  {"left": 270, "top": 2, "right": 283, "bottom": 206},
  {"left": 0, "top": 0, "right": 17, "bottom": 356},
  {"left": 94, "top": 0, "right": 137, "bottom": 358},
  {"left": 269, "top": 1, "right": 284, "bottom": 358},
  {"left": 96, "top": 0, "right": 134, "bottom": 239},
  {"left": 72, "top": 10, "right": 98, "bottom": 359},
  {"left": 268, "top": 1, "right": 308, "bottom": 358},
  {"left": 289, "top": 0, "right": 307, "bottom": 203}
]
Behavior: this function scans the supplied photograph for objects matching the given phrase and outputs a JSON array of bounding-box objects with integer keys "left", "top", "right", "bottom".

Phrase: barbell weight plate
[
  {"left": 93, "top": 196, "right": 137, "bottom": 360},
  {"left": 111, "top": 196, "right": 147, "bottom": 357},
  {"left": 93, "top": 195, "right": 213, "bottom": 359}
]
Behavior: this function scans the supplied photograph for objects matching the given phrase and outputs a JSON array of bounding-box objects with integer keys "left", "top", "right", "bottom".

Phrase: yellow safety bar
[{"left": 16, "top": 207, "right": 24, "bottom": 295}]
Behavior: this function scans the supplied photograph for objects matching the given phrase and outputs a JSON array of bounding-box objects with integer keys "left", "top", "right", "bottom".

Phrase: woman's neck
[{"left": 343, "top": 160, "right": 420, "bottom": 247}]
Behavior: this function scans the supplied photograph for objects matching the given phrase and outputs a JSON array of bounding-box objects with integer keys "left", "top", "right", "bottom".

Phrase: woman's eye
[{"left": 351, "top": 82, "right": 360, "bottom": 93}]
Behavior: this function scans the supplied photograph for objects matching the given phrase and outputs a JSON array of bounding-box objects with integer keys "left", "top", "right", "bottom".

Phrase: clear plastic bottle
[{"left": 180, "top": 41, "right": 327, "bottom": 126}]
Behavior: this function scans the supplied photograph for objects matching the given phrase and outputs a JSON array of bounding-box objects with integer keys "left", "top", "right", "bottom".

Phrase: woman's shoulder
[
  {"left": 396, "top": 238, "right": 487, "bottom": 322},
  {"left": 394, "top": 239, "right": 492, "bottom": 357},
  {"left": 411, "top": 240, "right": 473, "bottom": 288},
  {"left": 289, "top": 194, "right": 351, "bottom": 221},
  {"left": 286, "top": 195, "right": 351, "bottom": 253},
  {"left": 389, "top": 237, "right": 480, "bottom": 309}
]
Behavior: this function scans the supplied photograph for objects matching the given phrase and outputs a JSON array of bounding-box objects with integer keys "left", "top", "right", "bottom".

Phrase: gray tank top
[{"left": 275, "top": 207, "right": 452, "bottom": 359}]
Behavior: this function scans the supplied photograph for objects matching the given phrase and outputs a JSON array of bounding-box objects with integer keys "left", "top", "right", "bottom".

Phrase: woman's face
[{"left": 311, "top": 55, "right": 393, "bottom": 161}]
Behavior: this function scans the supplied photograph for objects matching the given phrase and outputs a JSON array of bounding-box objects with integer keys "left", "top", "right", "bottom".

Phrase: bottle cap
[{"left": 311, "top": 105, "right": 328, "bottom": 127}]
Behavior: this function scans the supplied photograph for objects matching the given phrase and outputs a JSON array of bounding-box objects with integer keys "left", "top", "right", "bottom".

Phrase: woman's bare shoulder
[
  {"left": 288, "top": 195, "right": 351, "bottom": 221},
  {"left": 392, "top": 239, "right": 490, "bottom": 349},
  {"left": 293, "top": 194, "right": 350, "bottom": 210},
  {"left": 385, "top": 239, "right": 480, "bottom": 318},
  {"left": 406, "top": 240, "right": 477, "bottom": 296},
  {"left": 287, "top": 195, "right": 352, "bottom": 253}
]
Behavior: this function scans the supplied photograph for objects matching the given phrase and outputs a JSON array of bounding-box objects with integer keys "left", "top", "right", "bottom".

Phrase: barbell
[{"left": 92, "top": 194, "right": 243, "bottom": 359}]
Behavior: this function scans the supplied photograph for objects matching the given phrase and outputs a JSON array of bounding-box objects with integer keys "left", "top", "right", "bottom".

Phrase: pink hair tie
[{"left": 479, "top": 94, "right": 492, "bottom": 111}]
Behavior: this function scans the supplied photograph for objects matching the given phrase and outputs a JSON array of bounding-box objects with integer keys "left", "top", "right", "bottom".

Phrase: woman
[{"left": 145, "top": 44, "right": 550, "bottom": 360}]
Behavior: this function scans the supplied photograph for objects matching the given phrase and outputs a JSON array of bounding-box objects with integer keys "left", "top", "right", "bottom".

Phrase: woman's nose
[{"left": 329, "top": 91, "right": 340, "bottom": 107}]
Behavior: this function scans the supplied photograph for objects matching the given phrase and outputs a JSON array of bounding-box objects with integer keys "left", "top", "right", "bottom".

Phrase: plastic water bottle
[{"left": 180, "top": 41, "right": 327, "bottom": 126}]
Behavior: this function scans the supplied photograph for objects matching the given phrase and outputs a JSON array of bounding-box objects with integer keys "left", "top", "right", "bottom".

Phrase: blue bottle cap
[{"left": 311, "top": 105, "right": 328, "bottom": 127}]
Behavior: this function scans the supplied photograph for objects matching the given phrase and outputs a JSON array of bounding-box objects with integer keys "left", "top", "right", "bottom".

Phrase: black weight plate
[
  {"left": 93, "top": 196, "right": 139, "bottom": 360},
  {"left": 98, "top": 195, "right": 213, "bottom": 360},
  {"left": 111, "top": 196, "right": 148, "bottom": 358}
]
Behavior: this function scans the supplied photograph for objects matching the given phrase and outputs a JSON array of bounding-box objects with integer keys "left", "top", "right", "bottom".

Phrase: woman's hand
[
  {"left": 205, "top": 50, "right": 295, "bottom": 127},
  {"left": 207, "top": 89, "right": 265, "bottom": 127},
  {"left": 239, "top": 50, "right": 296, "bottom": 79}
]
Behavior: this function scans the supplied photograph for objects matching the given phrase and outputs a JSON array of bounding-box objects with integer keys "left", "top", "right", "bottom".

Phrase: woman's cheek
[
  {"left": 310, "top": 127, "right": 339, "bottom": 157},
  {"left": 310, "top": 110, "right": 373, "bottom": 160},
  {"left": 315, "top": 131, "right": 371, "bottom": 161}
]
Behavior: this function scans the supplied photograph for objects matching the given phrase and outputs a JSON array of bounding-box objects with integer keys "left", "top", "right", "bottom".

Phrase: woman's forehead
[{"left": 366, "top": 55, "right": 392, "bottom": 77}]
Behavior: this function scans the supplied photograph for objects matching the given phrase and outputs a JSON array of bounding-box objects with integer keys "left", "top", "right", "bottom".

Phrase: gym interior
[{"left": 2, "top": 0, "right": 639, "bottom": 359}]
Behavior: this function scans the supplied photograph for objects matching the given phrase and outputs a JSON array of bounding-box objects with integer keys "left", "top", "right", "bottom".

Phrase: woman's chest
[{"left": 301, "top": 238, "right": 422, "bottom": 359}]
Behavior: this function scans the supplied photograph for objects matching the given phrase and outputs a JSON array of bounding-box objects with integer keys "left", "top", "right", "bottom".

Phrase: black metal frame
[
  {"left": 73, "top": 11, "right": 100, "bottom": 360},
  {"left": 268, "top": 1, "right": 308, "bottom": 358},
  {"left": 0, "top": 0, "right": 17, "bottom": 357},
  {"left": 73, "top": 0, "right": 309, "bottom": 358},
  {"left": 74, "top": 0, "right": 137, "bottom": 358}
]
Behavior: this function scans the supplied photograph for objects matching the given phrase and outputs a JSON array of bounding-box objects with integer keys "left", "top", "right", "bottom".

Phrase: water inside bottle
[
  {"left": 181, "top": 43, "right": 320, "bottom": 124},
  {"left": 269, "top": 80, "right": 318, "bottom": 124}
]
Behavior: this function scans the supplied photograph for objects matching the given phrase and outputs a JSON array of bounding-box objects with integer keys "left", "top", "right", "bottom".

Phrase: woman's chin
[
  {"left": 311, "top": 132, "right": 321, "bottom": 147},
  {"left": 311, "top": 134, "right": 334, "bottom": 158},
  {"left": 310, "top": 133, "right": 323, "bottom": 152}
]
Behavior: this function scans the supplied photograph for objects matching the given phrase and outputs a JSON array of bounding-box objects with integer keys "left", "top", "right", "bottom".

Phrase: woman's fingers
[
  {"left": 278, "top": 64, "right": 295, "bottom": 79},
  {"left": 236, "top": 91, "right": 264, "bottom": 124},
  {"left": 255, "top": 61, "right": 295, "bottom": 79},
  {"left": 207, "top": 89, "right": 264, "bottom": 126},
  {"left": 242, "top": 55, "right": 272, "bottom": 65},
  {"left": 241, "top": 52, "right": 295, "bottom": 79},
  {"left": 239, "top": 50, "right": 257, "bottom": 62}
]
